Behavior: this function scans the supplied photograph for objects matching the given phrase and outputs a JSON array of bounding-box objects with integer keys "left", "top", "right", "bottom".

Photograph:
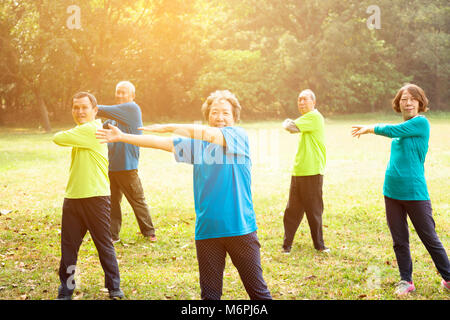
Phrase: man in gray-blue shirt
[{"left": 97, "top": 81, "right": 156, "bottom": 243}]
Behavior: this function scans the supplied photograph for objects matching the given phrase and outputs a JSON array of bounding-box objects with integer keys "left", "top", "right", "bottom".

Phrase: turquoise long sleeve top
[{"left": 374, "top": 115, "right": 430, "bottom": 201}]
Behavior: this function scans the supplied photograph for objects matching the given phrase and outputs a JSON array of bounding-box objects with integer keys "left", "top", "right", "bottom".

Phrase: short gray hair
[
  {"left": 300, "top": 89, "right": 316, "bottom": 102},
  {"left": 201, "top": 90, "right": 242, "bottom": 122},
  {"left": 116, "top": 81, "right": 136, "bottom": 94}
]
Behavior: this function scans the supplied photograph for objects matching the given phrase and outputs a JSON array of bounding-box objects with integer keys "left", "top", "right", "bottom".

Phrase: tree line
[{"left": 0, "top": 0, "right": 448, "bottom": 131}]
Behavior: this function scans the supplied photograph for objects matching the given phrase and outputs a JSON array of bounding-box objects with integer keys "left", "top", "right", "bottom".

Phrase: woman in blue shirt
[
  {"left": 352, "top": 84, "right": 450, "bottom": 296},
  {"left": 96, "top": 90, "right": 272, "bottom": 300}
]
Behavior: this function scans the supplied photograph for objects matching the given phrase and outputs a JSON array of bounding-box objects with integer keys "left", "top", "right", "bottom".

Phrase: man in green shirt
[
  {"left": 282, "top": 89, "right": 328, "bottom": 253},
  {"left": 52, "top": 92, "right": 123, "bottom": 300}
]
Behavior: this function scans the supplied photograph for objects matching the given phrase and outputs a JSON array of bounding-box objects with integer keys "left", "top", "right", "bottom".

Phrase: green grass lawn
[{"left": 0, "top": 113, "right": 449, "bottom": 300}]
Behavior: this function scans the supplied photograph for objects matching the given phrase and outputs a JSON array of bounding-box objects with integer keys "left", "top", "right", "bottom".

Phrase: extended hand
[
  {"left": 351, "top": 125, "right": 374, "bottom": 138},
  {"left": 96, "top": 123, "right": 123, "bottom": 143}
]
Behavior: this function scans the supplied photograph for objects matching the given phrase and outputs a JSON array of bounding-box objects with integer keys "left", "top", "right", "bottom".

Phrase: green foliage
[
  {"left": 214, "top": 0, "right": 411, "bottom": 116},
  {"left": 194, "top": 49, "right": 281, "bottom": 118},
  {"left": 0, "top": 0, "right": 448, "bottom": 128},
  {"left": 374, "top": 0, "right": 450, "bottom": 110}
]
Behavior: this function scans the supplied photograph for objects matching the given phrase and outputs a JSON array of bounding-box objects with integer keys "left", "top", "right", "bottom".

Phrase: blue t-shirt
[
  {"left": 97, "top": 102, "right": 143, "bottom": 171},
  {"left": 374, "top": 115, "right": 430, "bottom": 201},
  {"left": 173, "top": 126, "right": 258, "bottom": 240}
]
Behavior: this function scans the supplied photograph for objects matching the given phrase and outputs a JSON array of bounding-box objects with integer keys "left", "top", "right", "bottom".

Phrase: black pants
[
  {"left": 195, "top": 232, "right": 272, "bottom": 300},
  {"left": 59, "top": 196, "right": 121, "bottom": 295},
  {"left": 109, "top": 170, "right": 155, "bottom": 241},
  {"left": 283, "top": 175, "right": 326, "bottom": 251},
  {"left": 384, "top": 196, "right": 450, "bottom": 282}
]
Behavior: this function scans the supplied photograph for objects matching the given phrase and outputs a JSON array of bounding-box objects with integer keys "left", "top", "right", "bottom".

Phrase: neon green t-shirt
[
  {"left": 292, "top": 109, "right": 326, "bottom": 176},
  {"left": 53, "top": 119, "right": 110, "bottom": 199}
]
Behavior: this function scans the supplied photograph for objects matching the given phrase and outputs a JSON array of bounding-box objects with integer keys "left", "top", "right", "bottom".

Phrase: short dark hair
[
  {"left": 392, "top": 84, "right": 429, "bottom": 113},
  {"left": 72, "top": 91, "right": 97, "bottom": 108}
]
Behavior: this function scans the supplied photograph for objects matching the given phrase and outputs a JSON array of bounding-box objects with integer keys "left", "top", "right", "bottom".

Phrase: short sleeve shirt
[
  {"left": 173, "top": 126, "right": 258, "bottom": 240},
  {"left": 292, "top": 109, "right": 326, "bottom": 176}
]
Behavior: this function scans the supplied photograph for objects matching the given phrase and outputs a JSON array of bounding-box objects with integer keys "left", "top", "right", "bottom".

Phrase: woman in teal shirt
[{"left": 352, "top": 84, "right": 450, "bottom": 296}]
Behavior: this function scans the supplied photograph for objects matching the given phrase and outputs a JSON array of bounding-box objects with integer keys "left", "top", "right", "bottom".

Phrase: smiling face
[
  {"left": 72, "top": 96, "right": 97, "bottom": 125},
  {"left": 399, "top": 90, "right": 420, "bottom": 121},
  {"left": 208, "top": 99, "right": 235, "bottom": 128},
  {"left": 392, "top": 84, "right": 428, "bottom": 119}
]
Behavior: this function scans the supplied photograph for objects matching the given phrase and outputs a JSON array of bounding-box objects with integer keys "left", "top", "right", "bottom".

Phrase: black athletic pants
[
  {"left": 384, "top": 196, "right": 450, "bottom": 282},
  {"left": 283, "top": 175, "right": 326, "bottom": 251},
  {"left": 59, "top": 196, "right": 121, "bottom": 296}
]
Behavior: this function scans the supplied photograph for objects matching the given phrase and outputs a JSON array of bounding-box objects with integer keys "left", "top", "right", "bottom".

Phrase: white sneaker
[{"left": 394, "top": 280, "right": 415, "bottom": 296}]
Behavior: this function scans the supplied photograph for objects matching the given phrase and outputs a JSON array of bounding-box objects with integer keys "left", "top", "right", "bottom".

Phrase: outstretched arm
[
  {"left": 96, "top": 124, "right": 174, "bottom": 152},
  {"left": 53, "top": 123, "right": 97, "bottom": 149},
  {"left": 372, "top": 117, "right": 428, "bottom": 138},
  {"left": 97, "top": 102, "right": 139, "bottom": 126},
  {"left": 352, "top": 117, "right": 428, "bottom": 139},
  {"left": 139, "top": 123, "right": 226, "bottom": 147}
]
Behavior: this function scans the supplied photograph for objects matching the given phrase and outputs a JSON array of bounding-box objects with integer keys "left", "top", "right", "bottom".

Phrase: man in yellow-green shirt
[
  {"left": 282, "top": 89, "right": 328, "bottom": 254},
  {"left": 52, "top": 92, "right": 123, "bottom": 300}
]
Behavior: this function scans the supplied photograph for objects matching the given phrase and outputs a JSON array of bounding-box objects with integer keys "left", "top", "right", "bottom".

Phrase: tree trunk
[{"left": 34, "top": 88, "right": 51, "bottom": 132}]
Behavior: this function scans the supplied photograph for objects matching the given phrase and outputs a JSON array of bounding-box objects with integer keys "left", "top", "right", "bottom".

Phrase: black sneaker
[
  {"left": 56, "top": 285, "right": 72, "bottom": 300},
  {"left": 109, "top": 288, "right": 125, "bottom": 300}
]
